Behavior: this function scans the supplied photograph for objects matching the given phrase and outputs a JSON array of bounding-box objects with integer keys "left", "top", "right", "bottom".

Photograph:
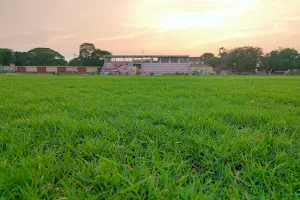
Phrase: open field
[{"left": 0, "top": 75, "right": 299, "bottom": 199}]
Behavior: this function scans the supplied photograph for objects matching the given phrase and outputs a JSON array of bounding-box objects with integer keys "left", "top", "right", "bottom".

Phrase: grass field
[{"left": 0, "top": 75, "right": 299, "bottom": 199}]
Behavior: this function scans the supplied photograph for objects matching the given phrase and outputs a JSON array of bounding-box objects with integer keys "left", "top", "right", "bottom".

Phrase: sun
[{"left": 159, "top": 10, "right": 223, "bottom": 32}]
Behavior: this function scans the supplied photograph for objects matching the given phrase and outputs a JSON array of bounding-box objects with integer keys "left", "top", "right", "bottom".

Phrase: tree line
[
  {"left": 1, "top": 44, "right": 300, "bottom": 71},
  {"left": 203, "top": 46, "right": 300, "bottom": 72},
  {"left": 0, "top": 43, "right": 111, "bottom": 67}
]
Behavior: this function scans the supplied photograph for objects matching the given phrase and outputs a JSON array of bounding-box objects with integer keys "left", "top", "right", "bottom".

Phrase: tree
[
  {"left": 201, "top": 53, "right": 214, "bottom": 63},
  {"left": 218, "top": 47, "right": 229, "bottom": 58},
  {"left": 226, "top": 46, "right": 263, "bottom": 73},
  {"left": 261, "top": 50, "right": 279, "bottom": 70},
  {"left": 75, "top": 43, "right": 111, "bottom": 66},
  {"left": 68, "top": 57, "right": 82, "bottom": 66},
  {"left": 92, "top": 49, "right": 111, "bottom": 66},
  {"left": 79, "top": 43, "right": 96, "bottom": 61},
  {"left": 15, "top": 51, "right": 26, "bottom": 66},
  {"left": 0, "top": 52, "right": 3, "bottom": 65},
  {"left": 294, "top": 57, "right": 300, "bottom": 69},
  {"left": 0, "top": 48, "right": 14, "bottom": 65},
  {"left": 23, "top": 48, "right": 67, "bottom": 66},
  {"left": 206, "top": 57, "right": 222, "bottom": 68},
  {"left": 262, "top": 48, "right": 299, "bottom": 71}
]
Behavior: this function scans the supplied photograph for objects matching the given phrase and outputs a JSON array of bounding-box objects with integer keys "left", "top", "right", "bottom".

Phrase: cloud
[
  {"left": 93, "top": 28, "right": 153, "bottom": 41},
  {"left": 46, "top": 35, "right": 79, "bottom": 45},
  {"left": 44, "top": 28, "right": 70, "bottom": 32},
  {"left": 122, "top": 23, "right": 150, "bottom": 29}
]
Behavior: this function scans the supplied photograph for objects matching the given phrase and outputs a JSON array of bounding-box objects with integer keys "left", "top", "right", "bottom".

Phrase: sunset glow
[
  {"left": 1, "top": 0, "right": 300, "bottom": 59},
  {"left": 159, "top": 0, "right": 258, "bottom": 31}
]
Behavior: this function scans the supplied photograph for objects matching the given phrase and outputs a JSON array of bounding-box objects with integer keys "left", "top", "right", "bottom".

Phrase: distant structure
[
  {"left": 3, "top": 66, "right": 101, "bottom": 74},
  {"left": 2, "top": 54, "right": 214, "bottom": 75},
  {"left": 102, "top": 55, "right": 192, "bottom": 75},
  {"left": 189, "top": 57, "right": 214, "bottom": 75}
]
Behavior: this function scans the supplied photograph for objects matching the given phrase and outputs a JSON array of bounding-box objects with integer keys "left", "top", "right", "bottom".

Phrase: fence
[{"left": 4, "top": 66, "right": 101, "bottom": 73}]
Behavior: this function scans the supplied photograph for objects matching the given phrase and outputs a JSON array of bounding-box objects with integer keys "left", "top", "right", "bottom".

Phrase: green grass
[{"left": 0, "top": 75, "right": 299, "bottom": 199}]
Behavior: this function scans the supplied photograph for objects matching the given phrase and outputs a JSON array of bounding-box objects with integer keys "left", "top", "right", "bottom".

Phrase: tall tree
[
  {"left": 0, "top": 48, "right": 14, "bottom": 65},
  {"left": 79, "top": 43, "right": 96, "bottom": 60},
  {"left": 75, "top": 43, "right": 111, "bottom": 66},
  {"left": 23, "top": 48, "right": 67, "bottom": 66},
  {"left": 79, "top": 43, "right": 96, "bottom": 66},
  {"left": 227, "top": 46, "right": 263, "bottom": 72},
  {"left": 218, "top": 47, "right": 229, "bottom": 58}
]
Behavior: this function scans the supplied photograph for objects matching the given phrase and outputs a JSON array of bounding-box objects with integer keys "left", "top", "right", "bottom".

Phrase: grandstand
[
  {"left": 101, "top": 62, "right": 134, "bottom": 75},
  {"left": 102, "top": 55, "right": 192, "bottom": 75}
]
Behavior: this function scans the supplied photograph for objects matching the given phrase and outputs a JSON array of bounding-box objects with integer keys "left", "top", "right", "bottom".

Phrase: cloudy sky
[{"left": 1, "top": 0, "right": 300, "bottom": 60}]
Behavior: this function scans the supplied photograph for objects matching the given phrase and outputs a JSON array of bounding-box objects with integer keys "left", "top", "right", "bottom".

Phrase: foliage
[
  {"left": 262, "top": 48, "right": 300, "bottom": 71},
  {"left": 0, "top": 48, "right": 14, "bottom": 65},
  {"left": 294, "top": 57, "right": 300, "bottom": 69},
  {"left": 2, "top": 44, "right": 300, "bottom": 72},
  {"left": 226, "top": 46, "right": 263, "bottom": 72},
  {"left": 218, "top": 47, "right": 229, "bottom": 58},
  {"left": 71, "top": 43, "right": 111, "bottom": 66},
  {"left": 14, "top": 51, "right": 26, "bottom": 66},
  {"left": 91, "top": 49, "right": 111, "bottom": 66},
  {"left": 201, "top": 53, "right": 214, "bottom": 62},
  {"left": 23, "top": 48, "right": 67, "bottom": 66},
  {"left": 205, "top": 48, "right": 229, "bottom": 68},
  {"left": 0, "top": 75, "right": 299, "bottom": 199},
  {"left": 206, "top": 57, "right": 222, "bottom": 68},
  {"left": 68, "top": 57, "right": 82, "bottom": 66},
  {"left": 79, "top": 43, "right": 96, "bottom": 60}
]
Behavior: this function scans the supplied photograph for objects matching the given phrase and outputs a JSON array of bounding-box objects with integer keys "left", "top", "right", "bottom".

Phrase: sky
[{"left": 1, "top": 0, "right": 300, "bottom": 60}]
